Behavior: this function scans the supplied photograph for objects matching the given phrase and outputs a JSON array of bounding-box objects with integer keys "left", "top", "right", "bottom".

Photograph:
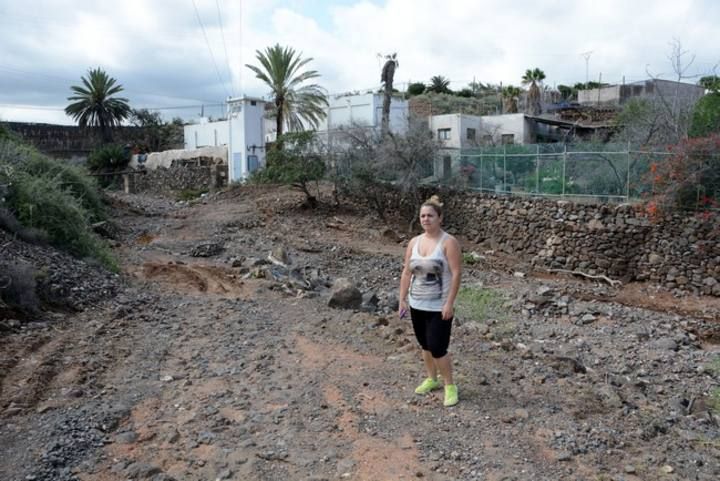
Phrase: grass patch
[
  {"left": 176, "top": 188, "right": 207, "bottom": 202},
  {"left": 463, "top": 252, "right": 483, "bottom": 265},
  {"left": 455, "top": 285, "right": 508, "bottom": 322}
]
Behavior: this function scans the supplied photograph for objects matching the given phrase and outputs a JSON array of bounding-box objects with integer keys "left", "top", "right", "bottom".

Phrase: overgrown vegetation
[
  {"left": 128, "top": 109, "right": 184, "bottom": 152},
  {"left": 0, "top": 137, "right": 117, "bottom": 270},
  {"left": 249, "top": 131, "right": 326, "bottom": 207},
  {"left": 644, "top": 133, "right": 720, "bottom": 212},
  {"left": 87, "top": 144, "right": 131, "bottom": 188},
  {"left": 334, "top": 122, "right": 438, "bottom": 226}
]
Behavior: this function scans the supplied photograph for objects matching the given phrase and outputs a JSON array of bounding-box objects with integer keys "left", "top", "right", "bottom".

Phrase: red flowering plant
[{"left": 642, "top": 134, "right": 720, "bottom": 226}]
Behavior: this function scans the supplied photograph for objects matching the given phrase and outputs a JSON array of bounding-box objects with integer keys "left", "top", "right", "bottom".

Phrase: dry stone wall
[
  {"left": 132, "top": 165, "right": 226, "bottom": 194},
  {"left": 360, "top": 187, "right": 720, "bottom": 296}
]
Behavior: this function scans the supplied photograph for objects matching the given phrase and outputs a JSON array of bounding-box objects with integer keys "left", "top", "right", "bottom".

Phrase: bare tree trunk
[{"left": 381, "top": 86, "right": 391, "bottom": 137}]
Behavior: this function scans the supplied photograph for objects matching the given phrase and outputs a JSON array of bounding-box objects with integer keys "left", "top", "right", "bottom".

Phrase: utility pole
[{"left": 580, "top": 51, "right": 593, "bottom": 85}]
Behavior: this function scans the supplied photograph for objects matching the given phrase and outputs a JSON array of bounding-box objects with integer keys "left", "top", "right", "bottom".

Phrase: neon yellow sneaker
[
  {"left": 414, "top": 377, "right": 442, "bottom": 394},
  {"left": 443, "top": 384, "right": 459, "bottom": 407}
]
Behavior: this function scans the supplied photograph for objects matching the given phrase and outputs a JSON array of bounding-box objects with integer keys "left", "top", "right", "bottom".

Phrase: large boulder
[{"left": 328, "top": 278, "right": 362, "bottom": 310}]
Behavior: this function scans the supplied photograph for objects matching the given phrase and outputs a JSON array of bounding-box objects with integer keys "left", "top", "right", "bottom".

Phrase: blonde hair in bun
[{"left": 421, "top": 195, "right": 443, "bottom": 216}]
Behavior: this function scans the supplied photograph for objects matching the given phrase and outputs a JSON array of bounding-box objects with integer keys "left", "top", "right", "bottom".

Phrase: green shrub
[
  {"left": 21, "top": 154, "right": 105, "bottom": 221},
  {"left": 251, "top": 131, "right": 325, "bottom": 207},
  {"left": 87, "top": 144, "right": 130, "bottom": 188},
  {"left": 87, "top": 144, "right": 130, "bottom": 172},
  {"left": 0, "top": 138, "right": 116, "bottom": 270}
]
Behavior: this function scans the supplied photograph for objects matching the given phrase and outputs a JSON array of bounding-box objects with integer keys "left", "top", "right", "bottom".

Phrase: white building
[
  {"left": 183, "top": 96, "right": 267, "bottom": 183},
  {"left": 429, "top": 113, "right": 535, "bottom": 149},
  {"left": 428, "top": 113, "right": 536, "bottom": 180},
  {"left": 264, "top": 92, "right": 409, "bottom": 143}
]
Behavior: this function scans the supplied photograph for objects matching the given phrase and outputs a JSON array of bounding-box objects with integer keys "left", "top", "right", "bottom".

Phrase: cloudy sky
[{"left": 1, "top": 0, "right": 718, "bottom": 125}]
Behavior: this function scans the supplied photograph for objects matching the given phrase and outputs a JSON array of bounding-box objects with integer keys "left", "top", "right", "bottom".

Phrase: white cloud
[{"left": 1, "top": 0, "right": 718, "bottom": 124}]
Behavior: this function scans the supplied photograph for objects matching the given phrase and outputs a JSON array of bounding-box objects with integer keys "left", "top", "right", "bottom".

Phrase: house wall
[
  {"left": 480, "top": 113, "right": 535, "bottom": 144},
  {"left": 183, "top": 120, "right": 229, "bottom": 149},
  {"left": 429, "top": 113, "right": 533, "bottom": 149},
  {"left": 578, "top": 80, "right": 705, "bottom": 107},
  {"left": 578, "top": 85, "right": 623, "bottom": 105},
  {"left": 316, "top": 93, "right": 408, "bottom": 133}
]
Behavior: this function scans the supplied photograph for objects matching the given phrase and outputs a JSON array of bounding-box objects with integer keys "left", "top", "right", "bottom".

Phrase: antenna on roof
[{"left": 580, "top": 51, "right": 593, "bottom": 84}]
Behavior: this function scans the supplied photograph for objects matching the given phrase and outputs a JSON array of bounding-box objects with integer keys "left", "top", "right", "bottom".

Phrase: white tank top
[{"left": 408, "top": 232, "right": 452, "bottom": 312}]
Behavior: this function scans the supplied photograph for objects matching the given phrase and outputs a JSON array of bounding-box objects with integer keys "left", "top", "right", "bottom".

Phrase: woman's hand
[
  {"left": 399, "top": 299, "right": 409, "bottom": 319},
  {"left": 441, "top": 303, "right": 454, "bottom": 321}
]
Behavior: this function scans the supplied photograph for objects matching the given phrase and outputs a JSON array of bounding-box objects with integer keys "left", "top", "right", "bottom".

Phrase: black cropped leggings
[{"left": 410, "top": 307, "right": 453, "bottom": 358}]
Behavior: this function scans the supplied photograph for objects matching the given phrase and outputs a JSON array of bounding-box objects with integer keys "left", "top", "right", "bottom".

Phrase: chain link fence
[{"left": 441, "top": 142, "right": 679, "bottom": 203}]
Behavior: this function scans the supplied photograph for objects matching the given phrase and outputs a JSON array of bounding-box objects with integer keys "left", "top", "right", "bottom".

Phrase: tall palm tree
[
  {"left": 502, "top": 86, "right": 522, "bottom": 114},
  {"left": 427, "top": 75, "right": 451, "bottom": 94},
  {"left": 380, "top": 53, "right": 398, "bottom": 137},
  {"left": 246, "top": 44, "right": 328, "bottom": 139},
  {"left": 65, "top": 67, "right": 131, "bottom": 143},
  {"left": 521, "top": 68, "right": 546, "bottom": 115}
]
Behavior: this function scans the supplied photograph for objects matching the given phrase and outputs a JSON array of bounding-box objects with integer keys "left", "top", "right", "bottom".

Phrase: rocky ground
[{"left": 1, "top": 185, "right": 719, "bottom": 481}]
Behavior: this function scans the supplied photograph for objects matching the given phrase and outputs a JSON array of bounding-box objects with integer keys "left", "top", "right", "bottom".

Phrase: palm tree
[
  {"left": 246, "top": 44, "right": 328, "bottom": 139},
  {"left": 521, "top": 68, "right": 546, "bottom": 115},
  {"left": 427, "top": 75, "right": 451, "bottom": 94},
  {"left": 65, "top": 67, "right": 131, "bottom": 143},
  {"left": 380, "top": 53, "right": 398, "bottom": 137},
  {"left": 502, "top": 86, "right": 521, "bottom": 113}
]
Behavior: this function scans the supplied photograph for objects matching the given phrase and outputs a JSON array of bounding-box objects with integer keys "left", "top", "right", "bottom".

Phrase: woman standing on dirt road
[{"left": 399, "top": 195, "right": 462, "bottom": 407}]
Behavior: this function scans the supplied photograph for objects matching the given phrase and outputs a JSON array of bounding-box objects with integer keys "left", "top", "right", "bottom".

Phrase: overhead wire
[
  {"left": 191, "top": 0, "right": 232, "bottom": 99},
  {"left": 215, "top": 0, "right": 235, "bottom": 97}
]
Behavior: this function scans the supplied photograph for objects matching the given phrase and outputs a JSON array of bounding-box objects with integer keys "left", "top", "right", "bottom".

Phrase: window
[
  {"left": 501, "top": 134, "right": 515, "bottom": 145},
  {"left": 437, "top": 128, "right": 451, "bottom": 140},
  {"left": 466, "top": 128, "right": 476, "bottom": 141},
  {"left": 250, "top": 100, "right": 257, "bottom": 106}
]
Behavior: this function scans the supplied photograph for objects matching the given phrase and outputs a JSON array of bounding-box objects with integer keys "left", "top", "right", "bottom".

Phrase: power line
[
  {"left": 215, "top": 0, "right": 235, "bottom": 97},
  {"left": 191, "top": 0, "right": 231, "bottom": 99}
]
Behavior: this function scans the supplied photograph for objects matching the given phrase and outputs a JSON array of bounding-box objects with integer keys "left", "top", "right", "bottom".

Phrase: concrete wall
[
  {"left": 578, "top": 80, "right": 706, "bottom": 107},
  {"left": 184, "top": 120, "right": 229, "bottom": 149},
  {"left": 316, "top": 93, "right": 408, "bottom": 134},
  {"left": 578, "top": 85, "right": 623, "bottom": 105}
]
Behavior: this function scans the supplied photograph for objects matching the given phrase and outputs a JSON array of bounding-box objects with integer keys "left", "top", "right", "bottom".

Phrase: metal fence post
[
  {"left": 480, "top": 149, "right": 483, "bottom": 192},
  {"left": 562, "top": 145, "right": 567, "bottom": 197},
  {"left": 503, "top": 144, "right": 507, "bottom": 193},
  {"left": 535, "top": 144, "right": 540, "bottom": 195},
  {"left": 626, "top": 141, "right": 631, "bottom": 202}
]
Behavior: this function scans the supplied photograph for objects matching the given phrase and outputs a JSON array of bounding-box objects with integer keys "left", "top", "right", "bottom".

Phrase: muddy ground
[{"left": 1, "top": 185, "right": 719, "bottom": 481}]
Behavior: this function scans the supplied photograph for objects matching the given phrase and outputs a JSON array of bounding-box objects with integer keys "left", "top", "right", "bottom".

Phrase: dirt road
[{"left": 1, "top": 186, "right": 719, "bottom": 481}]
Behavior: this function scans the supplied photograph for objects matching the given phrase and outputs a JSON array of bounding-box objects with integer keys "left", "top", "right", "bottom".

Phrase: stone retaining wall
[
  {"left": 131, "top": 165, "right": 226, "bottom": 194},
  {"left": 353, "top": 187, "right": 720, "bottom": 296}
]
